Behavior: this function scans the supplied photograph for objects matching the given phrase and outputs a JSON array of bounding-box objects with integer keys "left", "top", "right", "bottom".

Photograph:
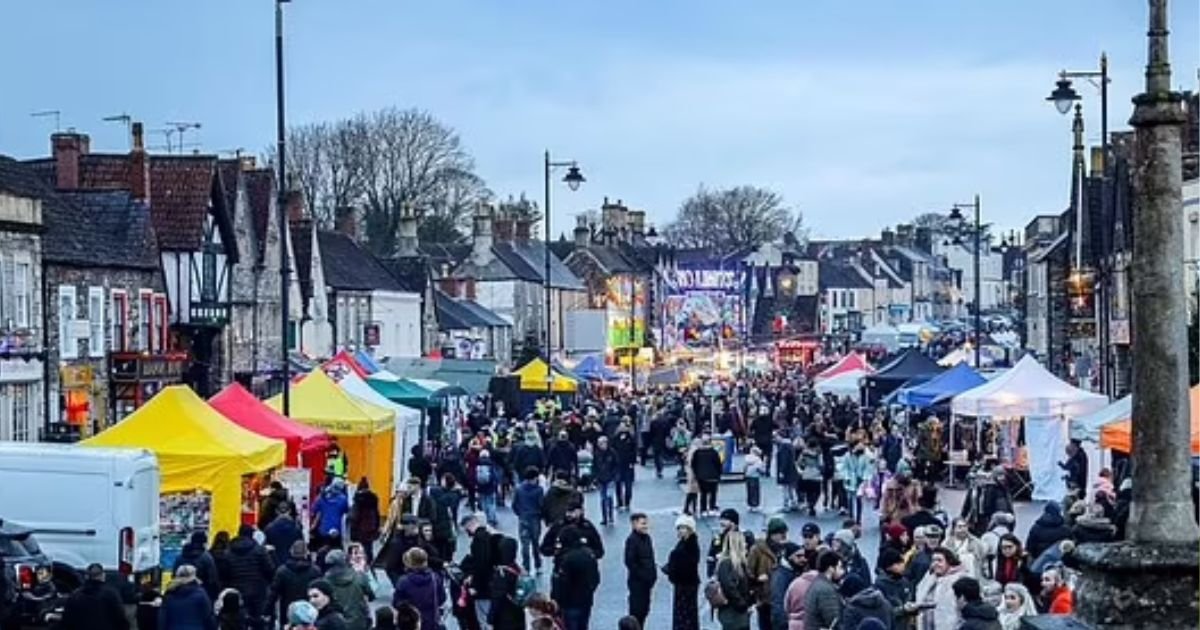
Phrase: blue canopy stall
[
  {"left": 896, "top": 362, "right": 987, "bottom": 409},
  {"left": 573, "top": 354, "right": 622, "bottom": 382}
]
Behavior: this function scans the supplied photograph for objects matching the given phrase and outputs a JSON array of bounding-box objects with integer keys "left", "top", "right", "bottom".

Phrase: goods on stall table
[
  {"left": 275, "top": 468, "right": 312, "bottom": 540},
  {"left": 159, "top": 491, "right": 212, "bottom": 570}
]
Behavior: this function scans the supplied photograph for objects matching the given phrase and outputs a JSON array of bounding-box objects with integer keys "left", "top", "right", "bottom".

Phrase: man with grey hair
[{"left": 323, "top": 549, "right": 374, "bottom": 630}]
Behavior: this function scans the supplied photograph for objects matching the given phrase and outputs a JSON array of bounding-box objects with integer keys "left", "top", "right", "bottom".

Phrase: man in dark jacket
[
  {"left": 953, "top": 577, "right": 1003, "bottom": 630},
  {"left": 803, "top": 551, "right": 845, "bottom": 630},
  {"left": 172, "top": 530, "right": 221, "bottom": 602},
  {"left": 1059, "top": 439, "right": 1089, "bottom": 494},
  {"left": 157, "top": 565, "right": 216, "bottom": 630},
  {"left": 541, "top": 505, "right": 605, "bottom": 562},
  {"left": 905, "top": 525, "right": 942, "bottom": 585},
  {"left": 510, "top": 432, "right": 546, "bottom": 480},
  {"left": 541, "top": 473, "right": 583, "bottom": 527},
  {"left": 594, "top": 436, "right": 620, "bottom": 525},
  {"left": 264, "top": 504, "right": 305, "bottom": 567},
  {"left": 648, "top": 412, "right": 672, "bottom": 478},
  {"left": 324, "top": 550, "right": 373, "bottom": 630},
  {"left": 613, "top": 423, "right": 639, "bottom": 510},
  {"left": 546, "top": 432, "right": 579, "bottom": 481},
  {"left": 691, "top": 438, "right": 724, "bottom": 517},
  {"left": 60, "top": 564, "right": 129, "bottom": 630},
  {"left": 225, "top": 524, "right": 275, "bottom": 630},
  {"left": 1025, "top": 503, "right": 1072, "bottom": 561},
  {"left": 460, "top": 514, "right": 496, "bottom": 625},
  {"left": 832, "top": 528, "right": 872, "bottom": 587},
  {"left": 624, "top": 513, "right": 656, "bottom": 627},
  {"left": 769, "top": 543, "right": 806, "bottom": 630},
  {"left": 962, "top": 468, "right": 1015, "bottom": 535},
  {"left": 512, "top": 467, "right": 546, "bottom": 573},
  {"left": 837, "top": 574, "right": 892, "bottom": 630},
  {"left": 875, "top": 547, "right": 919, "bottom": 628},
  {"left": 267, "top": 540, "right": 321, "bottom": 625},
  {"left": 258, "top": 481, "right": 295, "bottom": 531},
  {"left": 902, "top": 486, "right": 944, "bottom": 537},
  {"left": 552, "top": 526, "right": 601, "bottom": 629}
]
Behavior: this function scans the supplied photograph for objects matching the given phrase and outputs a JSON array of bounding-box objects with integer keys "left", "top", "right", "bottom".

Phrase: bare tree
[{"left": 664, "top": 185, "right": 805, "bottom": 255}]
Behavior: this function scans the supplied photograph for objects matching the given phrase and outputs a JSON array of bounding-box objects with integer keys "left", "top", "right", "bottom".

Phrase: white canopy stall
[
  {"left": 951, "top": 355, "right": 1108, "bottom": 500},
  {"left": 814, "top": 369, "right": 867, "bottom": 399}
]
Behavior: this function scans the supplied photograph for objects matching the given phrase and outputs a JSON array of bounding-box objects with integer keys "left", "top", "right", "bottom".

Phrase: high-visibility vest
[{"left": 326, "top": 452, "right": 347, "bottom": 477}]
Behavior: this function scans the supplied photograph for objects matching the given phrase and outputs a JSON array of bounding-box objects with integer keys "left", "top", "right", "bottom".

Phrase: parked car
[{"left": 0, "top": 519, "right": 75, "bottom": 628}]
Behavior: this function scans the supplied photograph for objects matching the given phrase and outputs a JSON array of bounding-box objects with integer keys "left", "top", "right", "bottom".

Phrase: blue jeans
[
  {"left": 475, "top": 599, "right": 493, "bottom": 630},
  {"left": 617, "top": 467, "right": 635, "bottom": 508},
  {"left": 481, "top": 492, "right": 498, "bottom": 525},
  {"left": 518, "top": 516, "right": 542, "bottom": 571},
  {"left": 563, "top": 605, "right": 592, "bottom": 630},
  {"left": 598, "top": 480, "right": 614, "bottom": 522}
]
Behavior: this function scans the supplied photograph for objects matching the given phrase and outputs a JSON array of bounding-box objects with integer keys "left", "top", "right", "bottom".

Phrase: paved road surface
[{"left": 376, "top": 460, "right": 1045, "bottom": 629}]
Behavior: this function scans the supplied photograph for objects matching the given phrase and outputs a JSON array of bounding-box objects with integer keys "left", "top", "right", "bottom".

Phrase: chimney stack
[
  {"left": 52, "top": 131, "right": 90, "bottom": 190},
  {"left": 627, "top": 210, "right": 645, "bottom": 237},
  {"left": 472, "top": 203, "right": 494, "bottom": 266},
  {"left": 129, "top": 123, "right": 149, "bottom": 202},
  {"left": 574, "top": 215, "right": 591, "bottom": 247},
  {"left": 881, "top": 228, "right": 895, "bottom": 246},
  {"left": 513, "top": 216, "right": 532, "bottom": 242},
  {"left": 492, "top": 206, "right": 514, "bottom": 242},
  {"left": 396, "top": 203, "right": 419, "bottom": 255},
  {"left": 239, "top": 156, "right": 257, "bottom": 172},
  {"left": 335, "top": 206, "right": 358, "bottom": 240},
  {"left": 285, "top": 190, "right": 307, "bottom": 223}
]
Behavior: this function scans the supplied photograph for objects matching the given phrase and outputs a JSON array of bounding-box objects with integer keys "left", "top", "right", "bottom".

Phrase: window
[
  {"left": 138, "top": 291, "right": 153, "bottom": 352},
  {"left": 58, "top": 286, "right": 77, "bottom": 359},
  {"left": 13, "top": 260, "right": 30, "bottom": 327},
  {"left": 111, "top": 290, "right": 128, "bottom": 352},
  {"left": 154, "top": 294, "right": 168, "bottom": 352},
  {"left": 201, "top": 252, "right": 217, "bottom": 302},
  {"left": 88, "top": 287, "right": 104, "bottom": 357},
  {"left": 11, "top": 384, "right": 32, "bottom": 442}
]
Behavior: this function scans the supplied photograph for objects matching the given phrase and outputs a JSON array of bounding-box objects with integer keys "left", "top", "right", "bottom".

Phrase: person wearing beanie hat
[
  {"left": 172, "top": 529, "right": 222, "bottom": 602},
  {"left": 707, "top": 508, "right": 744, "bottom": 578},
  {"left": 287, "top": 600, "right": 319, "bottom": 627},
  {"left": 838, "top": 572, "right": 893, "bottom": 630},
  {"left": 769, "top": 538, "right": 809, "bottom": 630},
  {"left": 875, "top": 546, "right": 920, "bottom": 627},
  {"left": 665, "top": 513, "right": 702, "bottom": 630},
  {"left": 305, "top": 579, "right": 348, "bottom": 629},
  {"left": 832, "top": 528, "right": 872, "bottom": 588},
  {"left": 323, "top": 547, "right": 374, "bottom": 630},
  {"left": 268, "top": 539, "right": 321, "bottom": 624}
]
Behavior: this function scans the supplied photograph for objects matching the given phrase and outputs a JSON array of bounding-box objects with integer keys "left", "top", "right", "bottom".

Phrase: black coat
[
  {"left": 624, "top": 531, "right": 657, "bottom": 588},
  {"left": 223, "top": 536, "right": 275, "bottom": 602},
  {"left": 613, "top": 432, "right": 638, "bottom": 469},
  {"left": 60, "top": 581, "right": 131, "bottom": 630},
  {"left": 314, "top": 602, "right": 349, "bottom": 630},
  {"left": 691, "top": 447, "right": 723, "bottom": 483},
  {"left": 1025, "top": 505, "right": 1071, "bottom": 560},
  {"left": 465, "top": 528, "right": 496, "bottom": 598},
  {"left": 264, "top": 516, "right": 305, "bottom": 566},
  {"left": 546, "top": 441, "right": 578, "bottom": 475},
  {"left": 268, "top": 558, "right": 321, "bottom": 622},
  {"left": 348, "top": 489, "right": 381, "bottom": 544},
  {"left": 510, "top": 444, "right": 546, "bottom": 477},
  {"left": 593, "top": 447, "right": 619, "bottom": 484},
  {"left": 172, "top": 543, "right": 221, "bottom": 602},
  {"left": 552, "top": 547, "right": 600, "bottom": 609},
  {"left": 157, "top": 582, "right": 216, "bottom": 630},
  {"left": 664, "top": 535, "right": 701, "bottom": 587},
  {"left": 540, "top": 518, "right": 605, "bottom": 560},
  {"left": 957, "top": 601, "right": 1002, "bottom": 630}
]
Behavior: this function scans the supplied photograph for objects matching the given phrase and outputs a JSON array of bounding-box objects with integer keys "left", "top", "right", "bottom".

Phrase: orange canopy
[{"left": 1099, "top": 386, "right": 1200, "bottom": 456}]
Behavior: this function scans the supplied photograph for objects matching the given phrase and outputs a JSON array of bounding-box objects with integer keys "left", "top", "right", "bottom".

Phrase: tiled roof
[
  {"left": 434, "top": 290, "right": 479, "bottom": 330},
  {"left": 149, "top": 156, "right": 228, "bottom": 253},
  {"left": 48, "top": 191, "right": 159, "bottom": 270},
  {"left": 819, "top": 263, "right": 872, "bottom": 290},
  {"left": 245, "top": 169, "right": 275, "bottom": 262},
  {"left": 457, "top": 298, "right": 510, "bottom": 327},
  {"left": 290, "top": 223, "right": 314, "bottom": 300},
  {"left": 318, "top": 230, "right": 406, "bottom": 292},
  {"left": 422, "top": 239, "right": 586, "bottom": 289},
  {"left": 0, "top": 155, "right": 53, "bottom": 199},
  {"left": 23, "top": 154, "right": 132, "bottom": 191},
  {"left": 492, "top": 241, "right": 543, "bottom": 282},
  {"left": 378, "top": 256, "right": 431, "bottom": 293}
]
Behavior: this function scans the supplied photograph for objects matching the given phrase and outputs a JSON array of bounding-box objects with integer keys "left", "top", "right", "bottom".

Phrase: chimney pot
[
  {"left": 128, "top": 123, "right": 149, "bottom": 202},
  {"left": 51, "top": 131, "right": 90, "bottom": 190}
]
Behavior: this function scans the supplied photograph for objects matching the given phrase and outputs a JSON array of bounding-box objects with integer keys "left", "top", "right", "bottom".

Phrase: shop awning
[
  {"left": 514, "top": 358, "right": 578, "bottom": 393},
  {"left": 896, "top": 362, "right": 986, "bottom": 409}
]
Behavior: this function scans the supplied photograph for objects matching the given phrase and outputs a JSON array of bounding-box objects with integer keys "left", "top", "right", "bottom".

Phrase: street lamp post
[
  {"left": 949, "top": 195, "right": 983, "bottom": 369},
  {"left": 543, "top": 151, "right": 585, "bottom": 398},
  {"left": 275, "top": 0, "right": 291, "bottom": 416},
  {"left": 1047, "top": 53, "right": 1112, "bottom": 395}
]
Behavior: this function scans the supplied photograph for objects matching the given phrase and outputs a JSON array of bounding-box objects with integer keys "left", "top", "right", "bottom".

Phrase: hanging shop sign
[
  {"left": 672, "top": 269, "right": 741, "bottom": 292},
  {"left": 0, "top": 358, "right": 42, "bottom": 383}
]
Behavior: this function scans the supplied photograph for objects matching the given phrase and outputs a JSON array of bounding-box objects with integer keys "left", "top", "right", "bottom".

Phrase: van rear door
[{"left": 126, "top": 462, "right": 160, "bottom": 574}]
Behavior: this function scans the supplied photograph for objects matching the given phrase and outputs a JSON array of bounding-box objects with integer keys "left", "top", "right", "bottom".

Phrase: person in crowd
[
  {"left": 841, "top": 439, "right": 875, "bottom": 524},
  {"left": 838, "top": 573, "right": 893, "bottom": 630},
  {"left": 877, "top": 521, "right": 910, "bottom": 569},
  {"left": 1024, "top": 503, "right": 1071, "bottom": 562},
  {"left": 173, "top": 531, "right": 222, "bottom": 603},
  {"left": 691, "top": 436, "right": 724, "bottom": 517},
  {"left": 800, "top": 522, "right": 822, "bottom": 570},
  {"left": 914, "top": 547, "right": 967, "bottom": 630},
  {"left": 427, "top": 474, "right": 461, "bottom": 560},
  {"left": 803, "top": 551, "right": 845, "bottom": 630},
  {"left": 407, "top": 444, "right": 434, "bottom": 488},
  {"left": 905, "top": 525, "right": 941, "bottom": 586},
  {"left": 210, "top": 531, "right": 233, "bottom": 586},
  {"left": 60, "top": 563, "right": 131, "bottom": 630},
  {"left": 373, "top": 606, "right": 398, "bottom": 630},
  {"left": 553, "top": 526, "right": 602, "bottom": 630},
  {"left": 541, "top": 504, "right": 604, "bottom": 562},
  {"left": 875, "top": 547, "right": 921, "bottom": 628},
  {"left": 768, "top": 543, "right": 805, "bottom": 630},
  {"left": 831, "top": 529, "right": 872, "bottom": 587},
  {"left": 460, "top": 513, "right": 495, "bottom": 628},
  {"left": 513, "top": 466, "right": 546, "bottom": 573},
  {"left": 215, "top": 589, "right": 248, "bottom": 630},
  {"left": 881, "top": 469, "right": 920, "bottom": 528},
  {"left": 312, "top": 478, "right": 350, "bottom": 551},
  {"left": 1058, "top": 439, "right": 1089, "bottom": 495},
  {"left": 322, "top": 550, "right": 373, "bottom": 630},
  {"left": 286, "top": 601, "right": 320, "bottom": 630},
  {"left": 348, "top": 477, "right": 381, "bottom": 564},
  {"left": 682, "top": 439, "right": 701, "bottom": 516},
  {"left": 743, "top": 446, "right": 767, "bottom": 513},
  {"left": 979, "top": 512, "right": 1017, "bottom": 576},
  {"left": 268, "top": 540, "right": 322, "bottom": 627},
  {"left": 156, "top": 565, "right": 214, "bottom": 630},
  {"left": 946, "top": 517, "right": 987, "bottom": 578},
  {"left": 774, "top": 428, "right": 799, "bottom": 512},
  {"left": 782, "top": 553, "right": 819, "bottom": 630},
  {"left": 963, "top": 469, "right": 1015, "bottom": 536},
  {"left": 991, "top": 534, "right": 1027, "bottom": 588},
  {"left": 392, "top": 547, "right": 443, "bottom": 630},
  {"left": 225, "top": 524, "right": 275, "bottom": 630},
  {"left": 306, "top": 580, "right": 348, "bottom": 630},
  {"left": 594, "top": 436, "right": 619, "bottom": 525},
  {"left": 475, "top": 450, "right": 500, "bottom": 527},
  {"left": 1071, "top": 504, "right": 1118, "bottom": 544},
  {"left": 998, "top": 583, "right": 1038, "bottom": 630},
  {"left": 664, "top": 514, "right": 701, "bottom": 630},
  {"left": 1039, "top": 566, "right": 1073, "bottom": 615},
  {"left": 624, "top": 513, "right": 656, "bottom": 627},
  {"left": 747, "top": 517, "right": 786, "bottom": 630},
  {"left": 953, "top": 577, "right": 1002, "bottom": 630},
  {"left": 542, "top": 472, "right": 584, "bottom": 528},
  {"left": 902, "top": 486, "right": 943, "bottom": 537},
  {"left": 648, "top": 407, "right": 673, "bottom": 478},
  {"left": 614, "top": 422, "right": 639, "bottom": 511},
  {"left": 707, "top": 509, "right": 745, "bottom": 578},
  {"left": 796, "top": 438, "right": 825, "bottom": 516},
  {"left": 265, "top": 504, "right": 305, "bottom": 568},
  {"left": 381, "top": 515, "right": 423, "bottom": 586},
  {"left": 547, "top": 431, "right": 579, "bottom": 482},
  {"left": 713, "top": 529, "right": 753, "bottom": 630},
  {"left": 512, "top": 430, "right": 547, "bottom": 483},
  {"left": 487, "top": 536, "right": 527, "bottom": 630},
  {"left": 324, "top": 442, "right": 349, "bottom": 481}
]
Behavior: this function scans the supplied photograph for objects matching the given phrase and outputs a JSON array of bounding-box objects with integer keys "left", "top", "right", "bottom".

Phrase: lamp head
[
  {"left": 1047, "top": 78, "right": 1080, "bottom": 115},
  {"left": 563, "top": 165, "right": 585, "bottom": 191}
]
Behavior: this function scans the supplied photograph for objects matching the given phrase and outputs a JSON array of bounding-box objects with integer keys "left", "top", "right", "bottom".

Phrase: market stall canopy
[
  {"left": 385, "top": 356, "right": 496, "bottom": 395},
  {"left": 897, "top": 362, "right": 987, "bottom": 409},
  {"left": 573, "top": 354, "right": 622, "bottom": 382},
  {"left": 354, "top": 350, "right": 383, "bottom": 374},
  {"left": 266, "top": 369, "right": 394, "bottom": 434},
  {"left": 863, "top": 349, "right": 942, "bottom": 404},
  {"left": 951, "top": 355, "right": 1108, "bottom": 417},
  {"left": 83, "top": 385, "right": 285, "bottom": 536},
  {"left": 1091, "top": 386, "right": 1200, "bottom": 455},
  {"left": 815, "top": 353, "right": 874, "bottom": 382},
  {"left": 514, "top": 358, "right": 578, "bottom": 393},
  {"left": 325, "top": 350, "right": 368, "bottom": 379},
  {"left": 209, "top": 382, "right": 331, "bottom": 466},
  {"left": 336, "top": 372, "right": 421, "bottom": 423},
  {"left": 1070, "top": 396, "right": 1132, "bottom": 442},
  {"left": 814, "top": 369, "right": 867, "bottom": 398}
]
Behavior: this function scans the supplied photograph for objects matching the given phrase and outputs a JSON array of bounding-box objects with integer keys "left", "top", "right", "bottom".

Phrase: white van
[{"left": 0, "top": 443, "right": 160, "bottom": 586}]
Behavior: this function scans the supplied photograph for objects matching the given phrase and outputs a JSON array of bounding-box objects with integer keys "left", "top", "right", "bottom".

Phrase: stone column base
[{"left": 1068, "top": 540, "right": 1199, "bottom": 629}]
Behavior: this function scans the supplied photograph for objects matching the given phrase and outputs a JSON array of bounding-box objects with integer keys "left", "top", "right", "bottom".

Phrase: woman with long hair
[
  {"left": 714, "top": 528, "right": 753, "bottom": 630},
  {"left": 992, "top": 534, "right": 1028, "bottom": 588},
  {"left": 998, "top": 583, "right": 1039, "bottom": 630}
]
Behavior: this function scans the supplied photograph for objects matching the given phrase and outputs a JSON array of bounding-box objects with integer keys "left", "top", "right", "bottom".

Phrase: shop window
[
  {"left": 111, "top": 291, "right": 128, "bottom": 352},
  {"left": 58, "top": 286, "right": 77, "bottom": 359},
  {"left": 88, "top": 287, "right": 105, "bottom": 358},
  {"left": 154, "top": 294, "right": 168, "bottom": 352},
  {"left": 14, "top": 260, "right": 30, "bottom": 328},
  {"left": 139, "top": 292, "right": 153, "bottom": 352},
  {"left": 11, "top": 385, "right": 31, "bottom": 442}
]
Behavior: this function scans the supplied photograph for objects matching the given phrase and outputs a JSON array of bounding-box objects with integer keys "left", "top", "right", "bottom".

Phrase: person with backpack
[
  {"left": 476, "top": 451, "right": 500, "bottom": 527},
  {"left": 392, "top": 548, "right": 444, "bottom": 630},
  {"left": 710, "top": 530, "right": 753, "bottom": 630},
  {"left": 552, "top": 526, "right": 601, "bottom": 630},
  {"left": 488, "top": 536, "right": 530, "bottom": 630},
  {"left": 623, "top": 513, "right": 657, "bottom": 627}
]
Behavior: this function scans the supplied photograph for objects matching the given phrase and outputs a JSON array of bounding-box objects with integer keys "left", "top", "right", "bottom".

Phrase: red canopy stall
[{"left": 209, "top": 383, "right": 332, "bottom": 468}]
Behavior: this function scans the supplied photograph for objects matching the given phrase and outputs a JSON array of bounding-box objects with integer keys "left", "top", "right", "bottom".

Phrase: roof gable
[
  {"left": 149, "top": 156, "right": 237, "bottom": 260},
  {"left": 318, "top": 230, "right": 406, "bottom": 292}
]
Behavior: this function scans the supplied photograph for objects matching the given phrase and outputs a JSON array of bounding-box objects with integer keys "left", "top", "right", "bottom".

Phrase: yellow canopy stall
[
  {"left": 268, "top": 370, "right": 396, "bottom": 494},
  {"left": 82, "top": 385, "right": 286, "bottom": 537},
  {"left": 515, "top": 358, "right": 578, "bottom": 393}
]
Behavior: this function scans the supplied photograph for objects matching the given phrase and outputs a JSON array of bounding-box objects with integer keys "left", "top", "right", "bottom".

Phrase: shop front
[
  {"left": 774, "top": 337, "right": 822, "bottom": 367},
  {"left": 109, "top": 352, "right": 187, "bottom": 422},
  {"left": 0, "top": 357, "right": 44, "bottom": 442}
]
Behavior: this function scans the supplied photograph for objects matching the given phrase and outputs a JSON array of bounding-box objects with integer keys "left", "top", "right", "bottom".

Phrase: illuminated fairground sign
[{"left": 671, "top": 269, "right": 742, "bottom": 291}]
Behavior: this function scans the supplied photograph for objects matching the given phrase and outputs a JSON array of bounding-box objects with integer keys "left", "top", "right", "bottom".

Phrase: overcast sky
[{"left": 2, "top": 1, "right": 1197, "bottom": 240}]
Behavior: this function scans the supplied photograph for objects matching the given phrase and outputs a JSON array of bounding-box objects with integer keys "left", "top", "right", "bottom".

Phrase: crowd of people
[{"left": 49, "top": 366, "right": 1131, "bottom": 630}]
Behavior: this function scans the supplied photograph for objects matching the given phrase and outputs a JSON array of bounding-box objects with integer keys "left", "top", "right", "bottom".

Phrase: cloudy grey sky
[{"left": 2, "top": 1, "right": 1197, "bottom": 239}]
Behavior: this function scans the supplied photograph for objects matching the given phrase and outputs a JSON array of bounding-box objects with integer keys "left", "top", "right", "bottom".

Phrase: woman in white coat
[{"left": 914, "top": 547, "right": 967, "bottom": 630}]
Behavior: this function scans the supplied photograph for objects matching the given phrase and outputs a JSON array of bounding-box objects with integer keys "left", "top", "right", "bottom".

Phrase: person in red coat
[{"left": 1039, "top": 566, "right": 1073, "bottom": 614}]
